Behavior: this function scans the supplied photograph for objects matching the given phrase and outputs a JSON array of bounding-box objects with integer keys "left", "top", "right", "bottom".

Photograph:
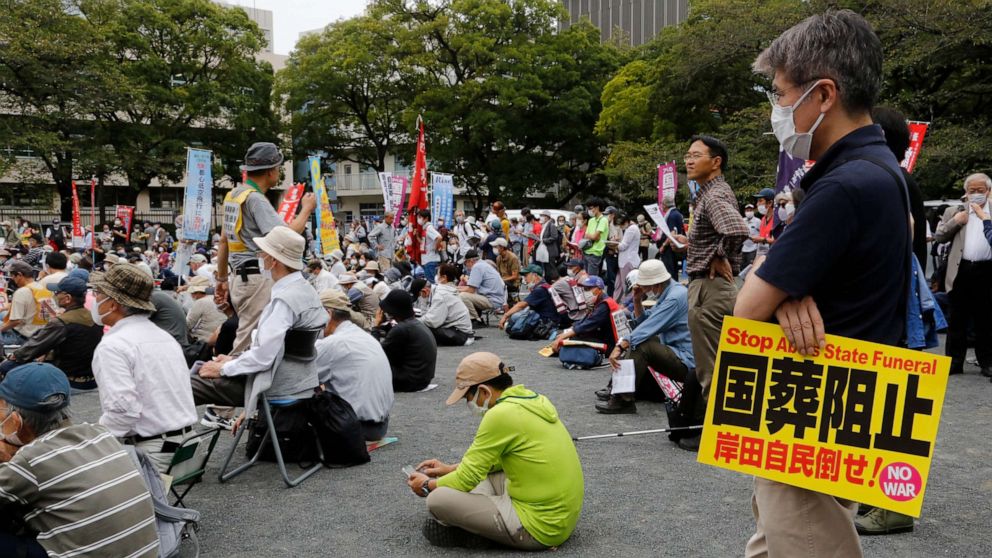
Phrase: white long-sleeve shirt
[
  {"left": 313, "top": 321, "right": 394, "bottom": 423},
  {"left": 92, "top": 315, "right": 197, "bottom": 437},
  {"left": 309, "top": 269, "right": 339, "bottom": 294},
  {"left": 222, "top": 272, "right": 302, "bottom": 378},
  {"left": 618, "top": 223, "right": 642, "bottom": 269}
]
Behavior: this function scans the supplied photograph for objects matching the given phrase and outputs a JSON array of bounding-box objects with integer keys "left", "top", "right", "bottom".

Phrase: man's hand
[
  {"left": 972, "top": 203, "right": 989, "bottom": 221},
  {"left": 631, "top": 283, "right": 644, "bottom": 300},
  {"left": 231, "top": 411, "right": 247, "bottom": 436},
  {"left": 199, "top": 356, "right": 230, "bottom": 379},
  {"left": 953, "top": 210, "right": 969, "bottom": 226},
  {"left": 407, "top": 472, "right": 430, "bottom": 497},
  {"left": 214, "top": 281, "right": 229, "bottom": 305},
  {"left": 709, "top": 256, "right": 733, "bottom": 282},
  {"left": 498, "top": 316, "right": 508, "bottom": 330},
  {"left": 551, "top": 336, "right": 565, "bottom": 353},
  {"left": 416, "top": 458, "right": 455, "bottom": 477},
  {"left": 608, "top": 345, "right": 623, "bottom": 370},
  {"left": 775, "top": 296, "right": 826, "bottom": 357},
  {"left": 300, "top": 193, "right": 317, "bottom": 214}
]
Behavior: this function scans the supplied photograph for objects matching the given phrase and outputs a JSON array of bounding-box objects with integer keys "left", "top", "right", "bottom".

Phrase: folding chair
[
  {"left": 218, "top": 397, "right": 324, "bottom": 488},
  {"left": 165, "top": 427, "right": 222, "bottom": 507}
]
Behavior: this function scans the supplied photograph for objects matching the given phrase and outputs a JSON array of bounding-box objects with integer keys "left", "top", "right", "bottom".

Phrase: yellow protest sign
[
  {"left": 697, "top": 317, "right": 950, "bottom": 517},
  {"left": 309, "top": 156, "right": 340, "bottom": 255}
]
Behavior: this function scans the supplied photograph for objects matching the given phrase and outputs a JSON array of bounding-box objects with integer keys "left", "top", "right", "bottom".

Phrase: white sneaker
[
  {"left": 201, "top": 405, "right": 235, "bottom": 430},
  {"left": 464, "top": 337, "right": 475, "bottom": 346}
]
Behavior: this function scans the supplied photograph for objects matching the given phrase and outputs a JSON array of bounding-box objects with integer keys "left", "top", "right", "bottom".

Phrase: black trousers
[
  {"left": 430, "top": 326, "right": 471, "bottom": 347},
  {"left": 946, "top": 260, "right": 992, "bottom": 369}
]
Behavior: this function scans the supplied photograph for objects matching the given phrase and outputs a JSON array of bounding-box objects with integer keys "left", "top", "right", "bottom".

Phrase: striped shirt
[{"left": 0, "top": 423, "right": 159, "bottom": 558}]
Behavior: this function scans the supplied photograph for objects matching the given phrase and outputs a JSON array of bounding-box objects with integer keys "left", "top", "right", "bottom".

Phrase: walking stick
[{"left": 572, "top": 425, "right": 703, "bottom": 442}]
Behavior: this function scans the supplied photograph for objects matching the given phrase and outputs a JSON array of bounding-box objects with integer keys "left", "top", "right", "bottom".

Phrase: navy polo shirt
[
  {"left": 524, "top": 284, "right": 561, "bottom": 323},
  {"left": 756, "top": 125, "right": 909, "bottom": 346}
]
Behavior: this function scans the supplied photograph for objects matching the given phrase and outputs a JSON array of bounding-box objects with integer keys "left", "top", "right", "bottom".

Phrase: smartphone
[
  {"left": 402, "top": 465, "right": 416, "bottom": 478},
  {"left": 189, "top": 360, "right": 205, "bottom": 377}
]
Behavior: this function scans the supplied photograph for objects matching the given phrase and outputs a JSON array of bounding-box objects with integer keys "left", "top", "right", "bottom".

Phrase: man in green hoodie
[{"left": 407, "top": 351, "right": 584, "bottom": 550}]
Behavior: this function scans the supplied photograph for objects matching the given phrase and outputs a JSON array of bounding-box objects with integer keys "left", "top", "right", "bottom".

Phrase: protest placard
[{"left": 698, "top": 316, "right": 950, "bottom": 517}]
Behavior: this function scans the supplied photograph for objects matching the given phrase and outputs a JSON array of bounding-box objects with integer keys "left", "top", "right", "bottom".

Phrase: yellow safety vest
[
  {"left": 3, "top": 283, "right": 57, "bottom": 327},
  {"left": 222, "top": 188, "right": 255, "bottom": 253}
]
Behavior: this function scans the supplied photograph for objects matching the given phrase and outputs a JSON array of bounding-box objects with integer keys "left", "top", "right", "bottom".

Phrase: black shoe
[
  {"left": 471, "top": 319, "right": 487, "bottom": 329},
  {"left": 422, "top": 518, "right": 492, "bottom": 549},
  {"left": 981, "top": 366, "right": 992, "bottom": 378},
  {"left": 595, "top": 388, "right": 610, "bottom": 401},
  {"left": 949, "top": 359, "right": 964, "bottom": 375},
  {"left": 677, "top": 435, "right": 701, "bottom": 452},
  {"left": 595, "top": 396, "right": 636, "bottom": 414}
]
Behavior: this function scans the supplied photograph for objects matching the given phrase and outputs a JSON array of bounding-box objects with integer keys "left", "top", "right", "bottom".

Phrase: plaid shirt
[{"left": 686, "top": 175, "right": 749, "bottom": 276}]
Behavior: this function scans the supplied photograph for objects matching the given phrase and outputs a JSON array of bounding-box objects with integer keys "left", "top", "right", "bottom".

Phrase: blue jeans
[
  {"left": 583, "top": 254, "right": 603, "bottom": 277},
  {"left": 1, "top": 330, "right": 25, "bottom": 347},
  {"left": 422, "top": 261, "right": 439, "bottom": 284}
]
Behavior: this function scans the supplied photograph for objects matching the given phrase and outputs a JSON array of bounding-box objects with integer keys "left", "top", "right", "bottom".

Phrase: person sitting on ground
[
  {"left": 338, "top": 272, "right": 379, "bottom": 326},
  {"left": 407, "top": 352, "right": 584, "bottom": 550},
  {"left": 89, "top": 263, "right": 198, "bottom": 472},
  {"left": 548, "top": 258, "right": 591, "bottom": 324},
  {"left": 1, "top": 261, "right": 57, "bottom": 345},
  {"left": 377, "top": 290, "right": 437, "bottom": 392},
  {"left": 364, "top": 260, "right": 391, "bottom": 300},
  {"left": 457, "top": 250, "right": 507, "bottom": 327},
  {"left": 325, "top": 249, "right": 347, "bottom": 278},
  {"left": 0, "top": 276, "right": 103, "bottom": 390},
  {"left": 185, "top": 275, "right": 226, "bottom": 344},
  {"left": 551, "top": 275, "right": 622, "bottom": 355},
  {"left": 314, "top": 289, "right": 394, "bottom": 442},
  {"left": 410, "top": 277, "right": 431, "bottom": 315},
  {"left": 307, "top": 258, "right": 339, "bottom": 293},
  {"left": 417, "top": 263, "right": 474, "bottom": 346},
  {"left": 196, "top": 226, "right": 327, "bottom": 432},
  {"left": 499, "top": 264, "right": 563, "bottom": 338},
  {"left": 0, "top": 363, "right": 160, "bottom": 557},
  {"left": 595, "top": 260, "right": 696, "bottom": 416},
  {"left": 492, "top": 238, "right": 520, "bottom": 303}
]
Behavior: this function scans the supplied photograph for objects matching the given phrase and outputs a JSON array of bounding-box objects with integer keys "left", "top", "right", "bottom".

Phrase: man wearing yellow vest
[
  {"left": 1, "top": 261, "right": 57, "bottom": 345},
  {"left": 214, "top": 142, "right": 316, "bottom": 355}
]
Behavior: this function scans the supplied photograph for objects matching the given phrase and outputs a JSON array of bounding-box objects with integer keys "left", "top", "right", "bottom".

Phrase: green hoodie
[{"left": 436, "top": 384, "right": 584, "bottom": 547}]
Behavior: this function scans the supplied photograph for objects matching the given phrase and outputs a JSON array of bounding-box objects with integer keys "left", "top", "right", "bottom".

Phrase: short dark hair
[
  {"left": 45, "top": 252, "right": 67, "bottom": 270},
  {"left": 307, "top": 259, "right": 323, "bottom": 271},
  {"left": 417, "top": 209, "right": 431, "bottom": 220},
  {"left": 871, "top": 107, "right": 910, "bottom": 163},
  {"left": 467, "top": 372, "right": 514, "bottom": 398},
  {"left": 690, "top": 135, "right": 728, "bottom": 171},
  {"left": 330, "top": 308, "right": 351, "bottom": 322},
  {"left": 585, "top": 197, "right": 606, "bottom": 210},
  {"left": 439, "top": 263, "right": 460, "bottom": 283},
  {"left": 78, "top": 256, "right": 93, "bottom": 271}
]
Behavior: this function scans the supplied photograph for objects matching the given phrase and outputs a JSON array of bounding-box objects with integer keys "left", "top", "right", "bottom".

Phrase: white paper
[
  {"left": 642, "top": 204, "right": 684, "bottom": 249},
  {"left": 611, "top": 359, "right": 636, "bottom": 395}
]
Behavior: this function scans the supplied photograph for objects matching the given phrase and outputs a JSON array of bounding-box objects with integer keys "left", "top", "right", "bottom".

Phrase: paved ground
[{"left": 70, "top": 333, "right": 991, "bottom": 557}]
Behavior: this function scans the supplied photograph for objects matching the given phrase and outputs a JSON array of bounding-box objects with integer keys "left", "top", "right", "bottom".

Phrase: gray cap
[{"left": 240, "top": 142, "right": 284, "bottom": 172}]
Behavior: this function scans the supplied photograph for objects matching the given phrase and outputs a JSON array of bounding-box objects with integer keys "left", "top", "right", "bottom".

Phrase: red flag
[
  {"left": 276, "top": 183, "right": 305, "bottom": 223},
  {"left": 71, "top": 181, "right": 82, "bottom": 240},
  {"left": 90, "top": 179, "right": 96, "bottom": 250},
  {"left": 901, "top": 121, "right": 929, "bottom": 173},
  {"left": 407, "top": 116, "right": 428, "bottom": 211}
]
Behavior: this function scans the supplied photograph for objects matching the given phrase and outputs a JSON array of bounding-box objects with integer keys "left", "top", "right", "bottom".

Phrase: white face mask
[
  {"left": 757, "top": 204, "right": 768, "bottom": 216},
  {"left": 777, "top": 203, "right": 796, "bottom": 222},
  {"left": 0, "top": 413, "right": 25, "bottom": 447},
  {"left": 745, "top": 211, "right": 754, "bottom": 219},
  {"left": 467, "top": 388, "right": 491, "bottom": 416},
  {"left": 968, "top": 193, "right": 988, "bottom": 206},
  {"left": 90, "top": 296, "right": 113, "bottom": 326},
  {"left": 770, "top": 81, "right": 825, "bottom": 161},
  {"left": 258, "top": 257, "right": 273, "bottom": 280}
]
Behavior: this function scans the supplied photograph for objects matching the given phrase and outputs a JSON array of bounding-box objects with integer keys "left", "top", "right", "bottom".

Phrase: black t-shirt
[
  {"left": 756, "top": 125, "right": 909, "bottom": 346},
  {"left": 381, "top": 318, "right": 437, "bottom": 392},
  {"left": 524, "top": 284, "right": 561, "bottom": 323},
  {"left": 214, "top": 315, "right": 239, "bottom": 356}
]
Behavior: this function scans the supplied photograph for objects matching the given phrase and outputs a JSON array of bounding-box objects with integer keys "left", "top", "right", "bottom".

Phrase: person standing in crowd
[
  {"left": 418, "top": 210, "right": 443, "bottom": 282},
  {"left": 657, "top": 192, "right": 685, "bottom": 280},
  {"left": 934, "top": 173, "right": 992, "bottom": 377},
  {"left": 451, "top": 209, "right": 478, "bottom": 259},
  {"left": 672, "top": 134, "right": 748, "bottom": 451},
  {"left": 751, "top": 188, "right": 776, "bottom": 257},
  {"left": 196, "top": 226, "right": 327, "bottom": 432},
  {"left": 369, "top": 211, "right": 396, "bottom": 271},
  {"left": 581, "top": 198, "right": 609, "bottom": 277},
  {"left": 603, "top": 206, "right": 622, "bottom": 292},
  {"left": 493, "top": 238, "right": 520, "bottom": 304},
  {"left": 458, "top": 250, "right": 507, "bottom": 325},
  {"left": 491, "top": 201, "right": 511, "bottom": 240},
  {"left": 90, "top": 263, "right": 198, "bottom": 472},
  {"left": 566, "top": 212, "right": 586, "bottom": 261},
  {"left": 535, "top": 211, "right": 560, "bottom": 280},
  {"left": 419, "top": 263, "right": 475, "bottom": 346},
  {"left": 407, "top": 352, "right": 583, "bottom": 550},
  {"left": 637, "top": 214, "right": 653, "bottom": 262},
  {"left": 377, "top": 290, "right": 437, "bottom": 392},
  {"left": 21, "top": 234, "right": 46, "bottom": 270},
  {"left": 614, "top": 213, "right": 641, "bottom": 301},
  {"left": 214, "top": 142, "right": 316, "bottom": 355},
  {"left": 0, "top": 363, "right": 160, "bottom": 558},
  {"left": 1, "top": 261, "right": 56, "bottom": 345},
  {"left": 741, "top": 203, "right": 761, "bottom": 269},
  {"left": 736, "top": 10, "right": 908, "bottom": 557},
  {"left": 772, "top": 191, "right": 796, "bottom": 238}
]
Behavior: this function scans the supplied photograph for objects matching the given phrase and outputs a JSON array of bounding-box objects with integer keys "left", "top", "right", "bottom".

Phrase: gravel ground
[{"left": 69, "top": 334, "right": 991, "bottom": 558}]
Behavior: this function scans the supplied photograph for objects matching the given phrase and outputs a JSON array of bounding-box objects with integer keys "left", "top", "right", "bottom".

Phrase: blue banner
[
  {"left": 431, "top": 173, "right": 455, "bottom": 227},
  {"left": 182, "top": 148, "right": 213, "bottom": 241}
]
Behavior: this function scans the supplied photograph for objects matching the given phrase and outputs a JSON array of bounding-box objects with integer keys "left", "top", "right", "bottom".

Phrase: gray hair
[
  {"left": 963, "top": 173, "right": 992, "bottom": 191},
  {"left": 661, "top": 192, "right": 675, "bottom": 206},
  {"left": 753, "top": 10, "right": 882, "bottom": 114},
  {"left": 11, "top": 397, "right": 71, "bottom": 436}
]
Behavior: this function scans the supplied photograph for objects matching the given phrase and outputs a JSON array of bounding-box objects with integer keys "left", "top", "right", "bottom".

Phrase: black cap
[
  {"left": 464, "top": 249, "right": 480, "bottom": 260},
  {"left": 409, "top": 277, "right": 428, "bottom": 298},
  {"left": 379, "top": 289, "right": 414, "bottom": 320}
]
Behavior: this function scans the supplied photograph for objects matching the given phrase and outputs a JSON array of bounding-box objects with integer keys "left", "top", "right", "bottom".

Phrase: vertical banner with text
[
  {"left": 389, "top": 175, "right": 409, "bottom": 227},
  {"left": 276, "top": 183, "right": 305, "bottom": 223},
  {"left": 658, "top": 162, "right": 677, "bottom": 210},
  {"left": 698, "top": 317, "right": 950, "bottom": 517},
  {"left": 115, "top": 205, "right": 135, "bottom": 236},
  {"left": 70, "top": 181, "right": 83, "bottom": 248},
  {"left": 309, "top": 156, "right": 340, "bottom": 256},
  {"left": 431, "top": 173, "right": 454, "bottom": 227},
  {"left": 182, "top": 148, "right": 213, "bottom": 242},
  {"left": 901, "top": 121, "right": 929, "bottom": 173},
  {"left": 379, "top": 172, "right": 394, "bottom": 215}
]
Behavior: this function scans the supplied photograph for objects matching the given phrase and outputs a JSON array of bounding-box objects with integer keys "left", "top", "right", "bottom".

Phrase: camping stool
[
  {"left": 165, "top": 427, "right": 222, "bottom": 507},
  {"left": 217, "top": 397, "right": 325, "bottom": 488}
]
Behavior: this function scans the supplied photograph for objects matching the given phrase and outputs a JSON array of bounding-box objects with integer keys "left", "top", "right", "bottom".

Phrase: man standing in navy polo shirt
[{"left": 735, "top": 10, "right": 909, "bottom": 558}]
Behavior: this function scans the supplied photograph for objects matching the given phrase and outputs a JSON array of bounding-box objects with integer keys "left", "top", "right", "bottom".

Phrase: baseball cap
[
  {"left": 0, "top": 363, "right": 70, "bottom": 412},
  {"left": 408, "top": 277, "right": 428, "bottom": 298},
  {"left": 522, "top": 264, "right": 543, "bottom": 276},
  {"left": 604, "top": 206, "right": 618, "bottom": 215},
  {"left": 464, "top": 249, "right": 480, "bottom": 261},
  {"left": 6, "top": 260, "right": 33, "bottom": 277},
  {"left": 319, "top": 289, "right": 351, "bottom": 312},
  {"left": 745, "top": 203, "right": 755, "bottom": 209},
  {"left": 753, "top": 188, "right": 775, "bottom": 200},
  {"left": 445, "top": 352, "right": 510, "bottom": 405},
  {"left": 564, "top": 258, "right": 584, "bottom": 269},
  {"left": 68, "top": 268, "right": 90, "bottom": 282},
  {"left": 240, "top": 142, "right": 284, "bottom": 172},
  {"left": 46, "top": 275, "right": 88, "bottom": 298},
  {"left": 190, "top": 254, "right": 207, "bottom": 264},
  {"left": 491, "top": 238, "right": 508, "bottom": 248},
  {"left": 379, "top": 289, "right": 414, "bottom": 320},
  {"left": 347, "top": 287, "right": 363, "bottom": 305},
  {"left": 578, "top": 275, "right": 605, "bottom": 290}
]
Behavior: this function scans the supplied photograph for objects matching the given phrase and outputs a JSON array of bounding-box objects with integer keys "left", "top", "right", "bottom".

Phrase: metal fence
[{"left": 0, "top": 207, "right": 225, "bottom": 234}]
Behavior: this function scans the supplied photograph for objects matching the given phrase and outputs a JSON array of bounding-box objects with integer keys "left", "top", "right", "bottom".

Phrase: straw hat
[{"left": 253, "top": 226, "right": 304, "bottom": 270}]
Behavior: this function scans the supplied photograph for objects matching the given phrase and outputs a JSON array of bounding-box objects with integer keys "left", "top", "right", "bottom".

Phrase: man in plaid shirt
[{"left": 672, "top": 135, "right": 748, "bottom": 451}]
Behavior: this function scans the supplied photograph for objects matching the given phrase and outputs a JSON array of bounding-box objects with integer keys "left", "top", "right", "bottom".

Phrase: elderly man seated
[
  {"left": 499, "top": 264, "right": 564, "bottom": 339},
  {"left": 548, "top": 258, "right": 592, "bottom": 323},
  {"left": 185, "top": 275, "right": 226, "bottom": 343},
  {"left": 377, "top": 290, "right": 437, "bottom": 392},
  {"left": 314, "top": 289, "right": 394, "bottom": 441},
  {"left": 339, "top": 272, "right": 379, "bottom": 326},
  {"left": 415, "top": 263, "right": 474, "bottom": 346},
  {"left": 457, "top": 250, "right": 507, "bottom": 328},
  {"left": 0, "top": 363, "right": 160, "bottom": 557}
]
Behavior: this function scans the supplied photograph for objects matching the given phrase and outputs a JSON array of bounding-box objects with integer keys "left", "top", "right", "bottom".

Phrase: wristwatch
[{"left": 420, "top": 479, "right": 431, "bottom": 497}]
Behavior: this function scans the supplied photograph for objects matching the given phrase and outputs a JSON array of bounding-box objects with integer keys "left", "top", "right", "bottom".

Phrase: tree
[{"left": 277, "top": 15, "right": 411, "bottom": 173}]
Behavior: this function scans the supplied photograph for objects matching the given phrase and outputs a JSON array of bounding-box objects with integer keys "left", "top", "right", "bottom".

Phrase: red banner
[
  {"left": 90, "top": 179, "right": 96, "bottom": 250},
  {"left": 70, "top": 181, "right": 83, "bottom": 248},
  {"left": 115, "top": 205, "right": 135, "bottom": 236},
  {"left": 901, "top": 121, "right": 929, "bottom": 173},
  {"left": 276, "top": 183, "right": 305, "bottom": 223},
  {"left": 407, "top": 115, "right": 428, "bottom": 211}
]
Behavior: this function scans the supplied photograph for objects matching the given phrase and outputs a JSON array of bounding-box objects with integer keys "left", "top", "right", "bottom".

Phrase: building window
[
  {"left": 149, "top": 188, "right": 183, "bottom": 209},
  {"left": 359, "top": 202, "right": 384, "bottom": 221},
  {"left": 343, "top": 164, "right": 353, "bottom": 174},
  {"left": 0, "top": 184, "right": 51, "bottom": 207}
]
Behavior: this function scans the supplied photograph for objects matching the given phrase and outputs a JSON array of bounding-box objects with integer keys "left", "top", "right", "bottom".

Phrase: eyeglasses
[
  {"left": 766, "top": 80, "right": 822, "bottom": 106},
  {"left": 683, "top": 153, "right": 711, "bottom": 162}
]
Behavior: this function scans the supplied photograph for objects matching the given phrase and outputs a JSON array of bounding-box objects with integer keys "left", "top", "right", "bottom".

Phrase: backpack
[
  {"left": 124, "top": 446, "right": 200, "bottom": 558},
  {"left": 507, "top": 309, "right": 541, "bottom": 340},
  {"left": 558, "top": 346, "right": 603, "bottom": 369},
  {"left": 245, "top": 400, "right": 317, "bottom": 464},
  {"left": 306, "top": 388, "right": 371, "bottom": 468}
]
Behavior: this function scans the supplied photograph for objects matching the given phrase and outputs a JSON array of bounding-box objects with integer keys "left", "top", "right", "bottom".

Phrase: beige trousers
[
  {"left": 427, "top": 472, "right": 546, "bottom": 551},
  {"left": 229, "top": 273, "right": 272, "bottom": 356},
  {"left": 134, "top": 432, "right": 186, "bottom": 474},
  {"left": 745, "top": 477, "right": 861, "bottom": 558},
  {"left": 688, "top": 276, "right": 738, "bottom": 400},
  {"left": 459, "top": 292, "right": 493, "bottom": 321}
]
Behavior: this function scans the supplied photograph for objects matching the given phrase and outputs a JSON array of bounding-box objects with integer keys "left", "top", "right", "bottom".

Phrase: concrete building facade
[{"left": 559, "top": 0, "right": 688, "bottom": 46}]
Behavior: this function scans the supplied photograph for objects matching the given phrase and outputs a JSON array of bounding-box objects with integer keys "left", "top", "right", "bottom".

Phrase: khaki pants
[
  {"left": 459, "top": 292, "right": 493, "bottom": 321},
  {"left": 427, "top": 472, "right": 546, "bottom": 551},
  {"left": 377, "top": 255, "right": 392, "bottom": 272},
  {"left": 134, "top": 432, "right": 187, "bottom": 473},
  {"left": 688, "top": 277, "right": 737, "bottom": 400},
  {"left": 229, "top": 273, "right": 272, "bottom": 356},
  {"left": 745, "top": 477, "right": 861, "bottom": 558}
]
